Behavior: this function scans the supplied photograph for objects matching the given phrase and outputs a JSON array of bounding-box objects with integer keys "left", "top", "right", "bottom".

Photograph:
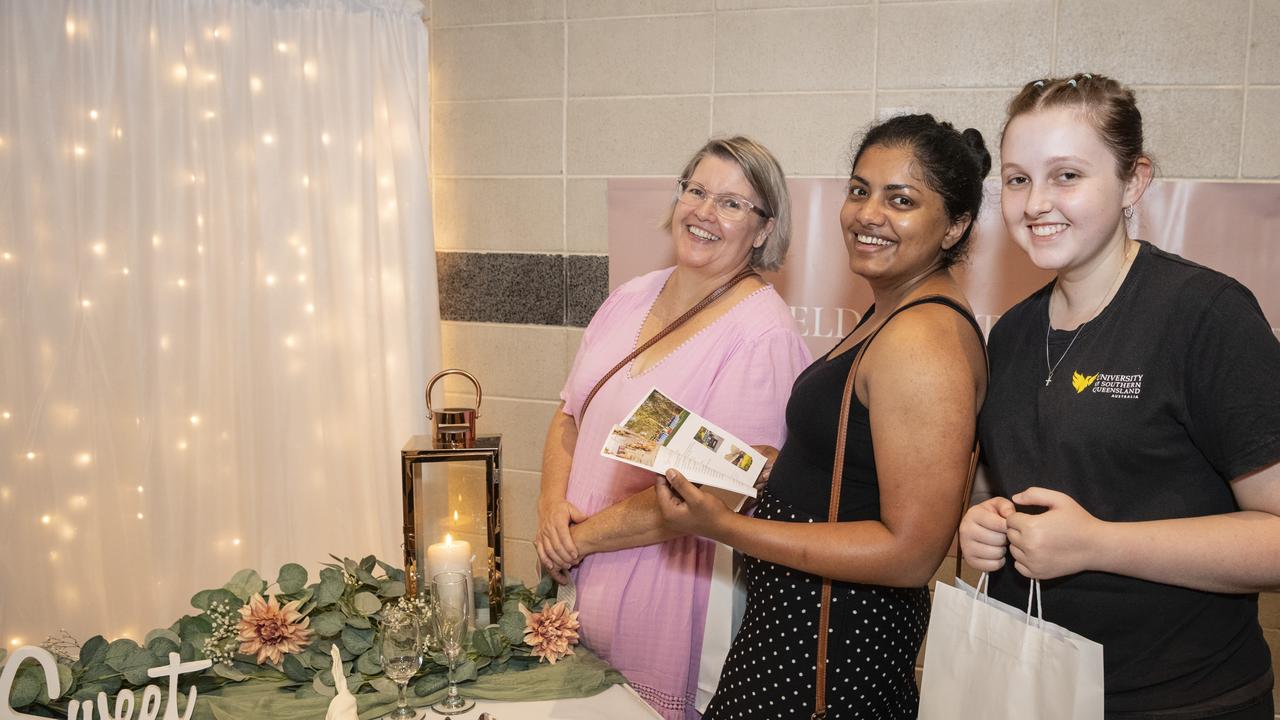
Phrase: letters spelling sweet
[{"left": 0, "top": 645, "right": 211, "bottom": 720}]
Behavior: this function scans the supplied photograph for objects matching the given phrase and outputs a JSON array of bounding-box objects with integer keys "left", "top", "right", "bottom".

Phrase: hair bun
[{"left": 961, "top": 127, "right": 992, "bottom": 177}]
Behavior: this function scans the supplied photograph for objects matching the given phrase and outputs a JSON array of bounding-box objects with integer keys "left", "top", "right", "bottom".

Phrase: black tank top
[{"left": 769, "top": 296, "right": 984, "bottom": 521}]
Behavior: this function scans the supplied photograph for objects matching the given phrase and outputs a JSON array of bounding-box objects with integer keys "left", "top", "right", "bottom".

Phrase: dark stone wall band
[{"left": 437, "top": 251, "right": 608, "bottom": 328}]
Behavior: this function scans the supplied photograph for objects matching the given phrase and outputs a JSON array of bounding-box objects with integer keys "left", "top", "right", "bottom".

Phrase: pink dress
[{"left": 560, "top": 267, "right": 812, "bottom": 719}]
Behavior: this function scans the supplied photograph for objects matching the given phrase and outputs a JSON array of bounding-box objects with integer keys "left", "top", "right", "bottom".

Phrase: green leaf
[
  {"left": 191, "top": 588, "right": 240, "bottom": 612},
  {"left": 295, "top": 684, "right": 322, "bottom": 700},
  {"left": 342, "top": 557, "right": 359, "bottom": 576},
  {"left": 180, "top": 641, "right": 199, "bottom": 662},
  {"left": 312, "top": 674, "right": 336, "bottom": 697},
  {"left": 10, "top": 665, "right": 45, "bottom": 708},
  {"left": 376, "top": 560, "right": 407, "bottom": 583},
  {"left": 413, "top": 674, "right": 449, "bottom": 697},
  {"left": 281, "top": 654, "right": 310, "bottom": 683},
  {"left": 471, "top": 627, "right": 507, "bottom": 658},
  {"left": 55, "top": 663, "right": 74, "bottom": 700},
  {"left": 0, "top": 647, "right": 7, "bottom": 667},
  {"left": 359, "top": 555, "right": 377, "bottom": 573},
  {"left": 345, "top": 615, "right": 371, "bottom": 630},
  {"left": 146, "top": 636, "right": 180, "bottom": 660},
  {"left": 379, "top": 580, "right": 406, "bottom": 599},
  {"left": 354, "top": 566, "right": 380, "bottom": 587},
  {"left": 316, "top": 568, "right": 345, "bottom": 606},
  {"left": 340, "top": 626, "right": 374, "bottom": 656},
  {"left": 352, "top": 592, "right": 382, "bottom": 616},
  {"left": 277, "top": 563, "right": 309, "bottom": 594},
  {"left": 370, "top": 676, "right": 399, "bottom": 695},
  {"left": 311, "top": 611, "right": 346, "bottom": 637},
  {"left": 498, "top": 607, "right": 526, "bottom": 645},
  {"left": 356, "top": 648, "right": 382, "bottom": 675},
  {"left": 223, "top": 569, "right": 266, "bottom": 603},
  {"left": 213, "top": 662, "right": 249, "bottom": 682},
  {"left": 103, "top": 638, "right": 142, "bottom": 671},
  {"left": 76, "top": 636, "right": 109, "bottom": 668},
  {"left": 452, "top": 659, "right": 478, "bottom": 683},
  {"left": 119, "top": 648, "right": 160, "bottom": 685},
  {"left": 145, "top": 628, "right": 183, "bottom": 648}
]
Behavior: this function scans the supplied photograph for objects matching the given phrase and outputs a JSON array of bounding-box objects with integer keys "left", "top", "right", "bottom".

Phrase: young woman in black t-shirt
[{"left": 959, "top": 74, "right": 1280, "bottom": 718}]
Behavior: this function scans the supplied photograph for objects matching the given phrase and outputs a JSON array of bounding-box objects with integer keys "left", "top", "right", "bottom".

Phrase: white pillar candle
[
  {"left": 425, "top": 534, "right": 475, "bottom": 626},
  {"left": 426, "top": 534, "right": 472, "bottom": 580}
]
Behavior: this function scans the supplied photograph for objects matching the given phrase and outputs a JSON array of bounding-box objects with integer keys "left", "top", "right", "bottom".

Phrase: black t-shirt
[{"left": 981, "top": 241, "right": 1280, "bottom": 714}]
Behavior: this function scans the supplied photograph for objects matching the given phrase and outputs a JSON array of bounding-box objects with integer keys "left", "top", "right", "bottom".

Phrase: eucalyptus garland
[{"left": 2, "top": 555, "right": 559, "bottom": 717}]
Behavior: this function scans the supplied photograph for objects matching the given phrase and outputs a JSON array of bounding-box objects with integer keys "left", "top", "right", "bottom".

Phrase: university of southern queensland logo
[
  {"left": 1071, "top": 371, "right": 1099, "bottom": 394},
  {"left": 1072, "top": 370, "right": 1143, "bottom": 399}
]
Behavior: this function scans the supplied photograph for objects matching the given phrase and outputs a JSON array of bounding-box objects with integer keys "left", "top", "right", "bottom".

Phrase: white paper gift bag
[{"left": 918, "top": 574, "right": 1104, "bottom": 720}]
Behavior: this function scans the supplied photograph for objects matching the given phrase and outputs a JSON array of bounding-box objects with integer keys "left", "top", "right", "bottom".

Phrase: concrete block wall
[{"left": 427, "top": 0, "right": 1280, "bottom": 709}]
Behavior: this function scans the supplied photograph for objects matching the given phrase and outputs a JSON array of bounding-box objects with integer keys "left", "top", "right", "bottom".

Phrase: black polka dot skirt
[{"left": 703, "top": 491, "right": 930, "bottom": 719}]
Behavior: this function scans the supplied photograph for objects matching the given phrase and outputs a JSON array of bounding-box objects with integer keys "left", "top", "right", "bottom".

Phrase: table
[{"left": 403, "top": 685, "right": 662, "bottom": 719}]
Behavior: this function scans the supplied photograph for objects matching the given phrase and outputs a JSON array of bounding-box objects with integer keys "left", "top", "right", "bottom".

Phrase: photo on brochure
[{"left": 599, "top": 388, "right": 765, "bottom": 497}]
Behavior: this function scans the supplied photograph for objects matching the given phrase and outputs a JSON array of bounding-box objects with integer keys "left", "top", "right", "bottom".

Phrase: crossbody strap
[
  {"left": 578, "top": 268, "right": 759, "bottom": 422},
  {"left": 812, "top": 294, "right": 986, "bottom": 720}
]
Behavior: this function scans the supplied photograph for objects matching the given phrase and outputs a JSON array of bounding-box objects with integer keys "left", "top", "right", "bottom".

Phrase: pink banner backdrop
[{"left": 608, "top": 179, "right": 1280, "bottom": 359}]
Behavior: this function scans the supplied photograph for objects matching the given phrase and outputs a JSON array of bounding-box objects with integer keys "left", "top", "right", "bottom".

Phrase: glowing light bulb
[
  {"left": 204, "top": 110, "right": 216, "bottom": 120},
  {"left": 65, "top": 18, "right": 76, "bottom": 36},
  {"left": 177, "top": 440, "right": 188, "bottom": 451},
  {"left": 0, "top": 487, "right": 9, "bottom": 500},
  {"left": 25, "top": 452, "right": 35, "bottom": 460},
  {"left": 232, "top": 537, "right": 241, "bottom": 546},
  {"left": 172, "top": 64, "right": 188, "bottom": 82},
  {"left": 76, "top": 452, "right": 92, "bottom": 465},
  {"left": 197, "top": 245, "right": 205, "bottom": 255},
  {"left": 49, "top": 551, "right": 59, "bottom": 561},
  {"left": 91, "top": 241, "right": 106, "bottom": 256},
  {"left": 189, "top": 172, "right": 197, "bottom": 183},
  {"left": 320, "top": 132, "right": 331, "bottom": 146},
  {"left": 378, "top": 175, "right": 391, "bottom": 189},
  {"left": 249, "top": 76, "right": 263, "bottom": 94},
  {"left": 190, "top": 414, "right": 200, "bottom": 426},
  {"left": 136, "top": 513, "right": 144, "bottom": 520},
  {"left": 196, "top": 214, "right": 204, "bottom": 227},
  {"left": 261, "top": 133, "right": 275, "bottom": 145},
  {"left": 159, "top": 335, "right": 171, "bottom": 350},
  {"left": 276, "top": 42, "right": 288, "bottom": 53},
  {"left": 305, "top": 303, "right": 315, "bottom": 314},
  {"left": 296, "top": 273, "right": 306, "bottom": 284},
  {"left": 177, "top": 278, "right": 186, "bottom": 288},
  {"left": 137, "top": 485, "right": 144, "bottom": 493},
  {"left": 2, "top": 252, "right": 11, "bottom": 261},
  {"left": 152, "top": 234, "right": 162, "bottom": 247},
  {"left": 41, "top": 514, "right": 51, "bottom": 525},
  {"left": 301, "top": 175, "right": 310, "bottom": 188},
  {"left": 297, "top": 246, "right": 307, "bottom": 257},
  {"left": 113, "top": 127, "right": 123, "bottom": 139},
  {"left": 283, "top": 335, "right": 297, "bottom": 348},
  {"left": 303, "top": 60, "right": 317, "bottom": 80},
  {"left": 265, "top": 274, "right": 277, "bottom": 286},
  {"left": 1, "top": 411, "right": 10, "bottom": 419},
  {"left": 203, "top": 71, "right": 217, "bottom": 83},
  {"left": 88, "top": 109, "right": 99, "bottom": 120},
  {"left": 122, "top": 266, "right": 130, "bottom": 275},
  {"left": 73, "top": 145, "right": 86, "bottom": 158},
  {"left": 10, "top": 639, "right": 21, "bottom": 647},
  {"left": 81, "top": 299, "right": 92, "bottom": 308}
]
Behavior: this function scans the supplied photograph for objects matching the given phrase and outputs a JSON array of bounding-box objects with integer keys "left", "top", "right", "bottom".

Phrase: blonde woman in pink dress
[{"left": 536, "top": 137, "right": 811, "bottom": 719}]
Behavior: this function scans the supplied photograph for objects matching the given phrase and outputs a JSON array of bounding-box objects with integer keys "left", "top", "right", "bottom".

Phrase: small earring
[{"left": 1123, "top": 206, "right": 1134, "bottom": 219}]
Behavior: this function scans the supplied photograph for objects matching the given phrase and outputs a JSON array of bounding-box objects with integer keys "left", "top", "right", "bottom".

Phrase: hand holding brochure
[{"left": 599, "top": 388, "right": 765, "bottom": 497}]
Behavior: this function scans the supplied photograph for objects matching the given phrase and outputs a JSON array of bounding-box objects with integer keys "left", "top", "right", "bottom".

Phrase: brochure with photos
[{"left": 599, "top": 387, "right": 764, "bottom": 498}]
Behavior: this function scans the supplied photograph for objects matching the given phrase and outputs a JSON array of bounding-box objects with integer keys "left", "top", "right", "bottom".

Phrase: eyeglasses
[{"left": 675, "top": 179, "right": 771, "bottom": 222}]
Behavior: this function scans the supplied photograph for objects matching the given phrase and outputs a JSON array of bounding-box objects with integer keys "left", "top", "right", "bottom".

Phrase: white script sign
[{"left": 0, "top": 645, "right": 211, "bottom": 720}]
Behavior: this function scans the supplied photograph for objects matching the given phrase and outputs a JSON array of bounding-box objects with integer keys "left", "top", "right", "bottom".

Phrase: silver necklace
[{"left": 1044, "top": 243, "right": 1134, "bottom": 387}]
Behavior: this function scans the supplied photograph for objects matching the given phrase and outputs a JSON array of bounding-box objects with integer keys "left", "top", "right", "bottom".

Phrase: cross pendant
[{"left": 1044, "top": 376, "right": 1052, "bottom": 387}]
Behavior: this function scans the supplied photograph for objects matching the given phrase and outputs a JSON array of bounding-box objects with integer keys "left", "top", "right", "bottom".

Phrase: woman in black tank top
[{"left": 656, "top": 114, "right": 990, "bottom": 719}]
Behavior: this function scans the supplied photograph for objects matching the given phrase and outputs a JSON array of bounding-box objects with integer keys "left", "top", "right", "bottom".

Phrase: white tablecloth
[{"left": 406, "top": 685, "right": 662, "bottom": 719}]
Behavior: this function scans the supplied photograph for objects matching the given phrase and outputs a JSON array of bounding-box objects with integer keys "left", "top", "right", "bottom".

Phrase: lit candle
[
  {"left": 425, "top": 533, "right": 471, "bottom": 582},
  {"left": 426, "top": 534, "right": 475, "bottom": 625}
]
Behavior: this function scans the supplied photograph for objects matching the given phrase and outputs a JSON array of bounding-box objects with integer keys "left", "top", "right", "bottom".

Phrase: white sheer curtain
[{"left": 0, "top": 0, "right": 438, "bottom": 646}]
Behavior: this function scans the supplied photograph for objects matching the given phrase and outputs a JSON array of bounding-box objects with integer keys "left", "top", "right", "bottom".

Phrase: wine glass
[
  {"left": 380, "top": 605, "right": 423, "bottom": 719},
  {"left": 430, "top": 571, "right": 475, "bottom": 715}
]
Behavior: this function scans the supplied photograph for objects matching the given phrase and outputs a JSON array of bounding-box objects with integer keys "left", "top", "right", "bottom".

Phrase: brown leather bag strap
[
  {"left": 578, "top": 268, "right": 759, "bottom": 421},
  {"left": 812, "top": 294, "right": 986, "bottom": 720}
]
